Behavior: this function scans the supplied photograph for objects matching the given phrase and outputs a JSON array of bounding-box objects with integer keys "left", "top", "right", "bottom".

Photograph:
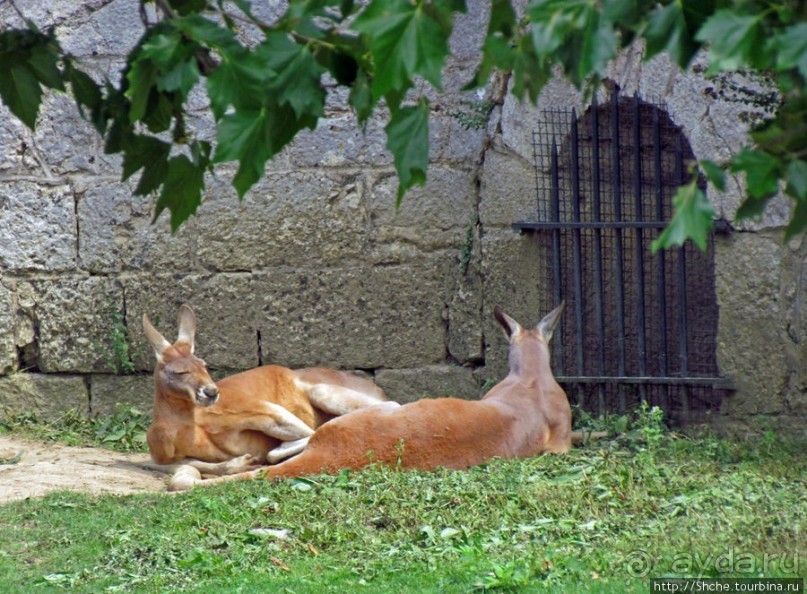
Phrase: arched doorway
[{"left": 515, "top": 91, "right": 732, "bottom": 424}]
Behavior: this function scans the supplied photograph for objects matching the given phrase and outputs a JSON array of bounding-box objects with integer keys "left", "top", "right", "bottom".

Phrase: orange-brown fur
[
  {"left": 144, "top": 305, "right": 387, "bottom": 470},
  {"left": 204, "top": 303, "right": 572, "bottom": 486}
]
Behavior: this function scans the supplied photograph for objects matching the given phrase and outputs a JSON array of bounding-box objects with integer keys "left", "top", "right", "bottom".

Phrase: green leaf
[
  {"left": 257, "top": 33, "right": 325, "bottom": 118},
  {"left": 578, "top": 9, "right": 616, "bottom": 83},
  {"left": 214, "top": 108, "right": 273, "bottom": 197},
  {"left": 731, "top": 148, "right": 782, "bottom": 199},
  {"left": 65, "top": 62, "right": 103, "bottom": 119},
  {"left": 385, "top": 100, "right": 430, "bottom": 205},
  {"left": 157, "top": 59, "right": 200, "bottom": 97},
  {"left": 153, "top": 154, "right": 205, "bottom": 232},
  {"left": 139, "top": 30, "right": 186, "bottom": 69},
  {"left": 174, "top": 15, "right": 241, "bottom": 53},
  {"left": 353, "top": 0, "right": 453, "bottom": 98},
  {"left": 785, "top": 160, "right": 807, "bottom": 201},
  {"left": 528, "top": 0, "right": 615, "bottom": 87},
  {"left": 651, "top": 181, "right": 715, "bottom": 252},
  {"left": 511, "top": 36, "right": 550, "bottom": 103},
  {"left": 784, "top": 195, "right": 807, "bottom": 241},
  {"left": 139, "top": 30, "right": 200, "bottom": 98},
  {"left": 126, "top": 58, "right": 158, "bottom": 123},
  {"left": 142, "top": 92, "right": 176, "bottom": 133},
  {"left": 349, "top": 70, "right": 375, "bottom": 126},
  {"left": 207, "top": 50, "right": 271, "bottom": 118},
  {"left": 645, "top": 2, "right": 698, "bottom": 67},
  {"left": 167, "top": 0, "right": 208, "bottom": 16},
  {"left": 530, "top": 0, "right": 579, "bottom": 55},
  {"left": 772, "top": 23, "right": 807, "bottom": 79},
  {"left": 700, "top": 159, "right": 726, "bottom": 192},
  {"left": 121, "top": 135, "right": 171, "bottom": 184},
  {"left": 27, "top": 42, "right": 65, "bottom": 91},
  {"left": 214, "top": 105, "right": 317, "bottom": 197},
  {"left": 735, "top": 195, "right": 771, "bottom": 221},
  {"left": 0, "top": 62, "right": 43, "bottom": 129},
  {"left": 695, "top": 9, "right": 765, "bottom": 73},
  {"left": 488, "top": 0, "right": 516, "bottom": 38},
  {"left": 467, "top": 0, "right": 517, "bottom": 89}
]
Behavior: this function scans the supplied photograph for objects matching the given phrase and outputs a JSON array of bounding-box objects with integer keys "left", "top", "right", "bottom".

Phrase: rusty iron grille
[{"left": 514, "top": 92, "right": 732, "bottom": 424}]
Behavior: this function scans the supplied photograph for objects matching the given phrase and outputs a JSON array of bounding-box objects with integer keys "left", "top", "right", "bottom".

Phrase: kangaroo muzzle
[{"left": 196, "top": 384, "right": 220, "bottom": 406}]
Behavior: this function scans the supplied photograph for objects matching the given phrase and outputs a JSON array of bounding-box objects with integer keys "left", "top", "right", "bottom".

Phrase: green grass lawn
[{"left": 0, "top": 409, "right": 804, "bottom": 592}]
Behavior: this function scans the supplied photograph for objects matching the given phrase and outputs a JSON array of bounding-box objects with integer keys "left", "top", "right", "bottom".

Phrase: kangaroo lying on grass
[
  {"left": 185, "top": 303, "right": 602, "bottom": 490},
  {"left": 143, "top": 304, "right": 388, "bottom": 490}
]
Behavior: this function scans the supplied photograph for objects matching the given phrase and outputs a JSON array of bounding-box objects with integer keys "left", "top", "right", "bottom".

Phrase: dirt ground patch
[{"left": 0, "top": 435, "right": 169, "bottom": 504}]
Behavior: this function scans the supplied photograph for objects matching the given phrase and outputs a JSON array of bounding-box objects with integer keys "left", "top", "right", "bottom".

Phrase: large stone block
[
  {"left": 23, "top": 277, "right": 124, "bottom": 373},
  {"left": 480, "top": 229, "right": 553, "bottom": 379},
  {"left": 449, "top": 0, "right": 487, "bottom": 60},
  {"left": 0, "top": 182, "right": 76, "bottom": 272},
  {"left": 33, "top": 93, "right": 99, "bottom": 175},
  {"left": 193, "top": 171, "right": 369, "bottom": 270},
  {"left": 89, "top": 374, "right": 154, "bottom": 417},
  {"left": 441, "top": 110, "right": 489, "bottom": 165},
  {"left": 77, "top": 180, "right": 196, "bottom": 273},
  {"left": 0, "top": 102, "right": 29, "bottom": 174},
  {"left": 0, "top": 280, "right": 16, "bottom": 375},
  {"left": 55, "top": 0, "right": 144, "bottom": 57},
  {"left": 375, "top": 365, "right": 481, "bottom": 403},
  {"left": 288, "top": 113, "right": 391, "bottom": 168},
  {"left": 124, "top": 273, "right": 258, "bottom": 372},
  {"left": 252, "top": 264, "right": 449, "bottom": 369},
  {"left": 780, "top": 236, "right": 807, "bottom": 417},
  {"left": 368, "top": 167, "right": 478, "bottom": 260},
  {"left": 715, "top": 233, "right": 788, "bottom": 416},
  {"left": 0, "top": 373, "right": 89, "bottom": 420},
  {"left": 478, "top": 147, "right": 540, "bottom": 228}
]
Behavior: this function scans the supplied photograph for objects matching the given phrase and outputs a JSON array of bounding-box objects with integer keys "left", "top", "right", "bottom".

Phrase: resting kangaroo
[
  {"left": 196, "top": 303, "right": 577, "bottom": 489},
  {"left": 143, "top": 304, "right": 388, "bottom": 490}
]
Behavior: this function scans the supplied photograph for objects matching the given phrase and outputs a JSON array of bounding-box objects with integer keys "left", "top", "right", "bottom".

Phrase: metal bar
[
  {"left": 590, "top": 96, "right": 606, "bottom": 416},
  {"left": 632, "top": 94, "right": 648, "bottom": 402},
  {"left": 653, "top": 107, "right": 670, "bottom": 414},
  {"left": 611, "top": 91, "right": 627, "bottom": 415},
  {"left": 550, "top": 138, "right": 564, "bottom": 377},
  {"left": 674, "top": 135, "right": 690, "bottom": 419},
  {"left": 513, "top": 221, "right": 672, "bottom": 230},
  {"left": 556, "top": 376, "right": 734, "bottom": 387},
  {"left": 532, "top": 130, "right": 542, "bottom": 217},
  {"left": 570, "top": 108, "right": 585, "bottom": 408}
]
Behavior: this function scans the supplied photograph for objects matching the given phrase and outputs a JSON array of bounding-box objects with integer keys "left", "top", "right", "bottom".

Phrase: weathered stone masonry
[{"left": 0, "top": 0, "right": 805, "bottom": 432}]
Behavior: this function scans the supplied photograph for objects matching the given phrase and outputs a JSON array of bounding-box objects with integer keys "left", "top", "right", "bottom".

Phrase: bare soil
[{"left": 0, "top": 435, "right": 169, "bottom": 504}]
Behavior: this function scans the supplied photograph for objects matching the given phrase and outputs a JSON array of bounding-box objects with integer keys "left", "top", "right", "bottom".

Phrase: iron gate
[{"left": 514, "top": 91, "right": 733, "bottom": 424}]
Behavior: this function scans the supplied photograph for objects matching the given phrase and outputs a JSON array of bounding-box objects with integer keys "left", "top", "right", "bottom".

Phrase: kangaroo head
[
  {"left": 493, "top": 302, "right": 565, "bottom": 375},
  {"left": 143, "top": 304, "right": 220, "bottom": 407}
]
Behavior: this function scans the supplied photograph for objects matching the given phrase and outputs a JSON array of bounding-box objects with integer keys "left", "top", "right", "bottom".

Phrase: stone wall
[{"left": 0, "top": 1, "right": 804, "bottom": 433}]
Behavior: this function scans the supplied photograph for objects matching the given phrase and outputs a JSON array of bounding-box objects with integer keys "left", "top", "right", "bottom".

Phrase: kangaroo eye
[{"left": 174, "top": 370, "right": 190, "bottom": 376}]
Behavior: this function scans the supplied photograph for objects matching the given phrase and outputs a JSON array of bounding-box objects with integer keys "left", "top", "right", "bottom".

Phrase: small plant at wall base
[
  {"left": 448, "top": 99, "right": 494, "bottom": 131},
  {"left": 0, "top": 1, "right": 806, "bottom": 246},
  {"left": 459, "top": 213, "right": 479, "bottom": 276},
  {"left": 105, "top": 303, "right": 135, "bottom": 375},
  {"left": 0, "top": 408, "right": 149, "bottom": 452}
]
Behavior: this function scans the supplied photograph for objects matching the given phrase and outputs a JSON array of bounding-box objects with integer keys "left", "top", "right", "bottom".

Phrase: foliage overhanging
[{"left": 0, "top": 0, "right": 805, "bottom": 247}]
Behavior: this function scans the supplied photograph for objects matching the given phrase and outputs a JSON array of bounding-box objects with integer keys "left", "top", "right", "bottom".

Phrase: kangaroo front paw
[
  {"left": 223, "top": 454, "right": 264, "bottom": 474},
  {"left": 267, "top": 437, "right": 310, "bottom": 463}
]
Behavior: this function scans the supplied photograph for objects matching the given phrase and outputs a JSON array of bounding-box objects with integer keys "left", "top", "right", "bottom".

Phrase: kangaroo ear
[
  {"left": 536, "top": 301, "right": 565, "bottom": 343},
  {"left": 143, "top": 313, "right": 171, "bottom": 361},
  {"left": 494, "top": 305, "right": 522, "bottom": 341},
  {"left": 176, "top": 304, "right": 197, "bottom": 352}
]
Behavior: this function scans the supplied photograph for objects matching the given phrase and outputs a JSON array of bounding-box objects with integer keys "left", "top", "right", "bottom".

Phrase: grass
[{"left": 0, "top": 410, "right": 804, "bottom": 593}]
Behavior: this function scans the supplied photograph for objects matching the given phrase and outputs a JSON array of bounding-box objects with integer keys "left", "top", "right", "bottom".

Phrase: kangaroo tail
[{"left": 571, "top": 430, "right": 608, "bottom": 445}]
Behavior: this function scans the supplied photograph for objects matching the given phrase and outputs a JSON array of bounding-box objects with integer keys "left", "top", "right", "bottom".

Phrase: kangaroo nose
[{"left": 203, "top": 385, "right": 219, "bottom": 400}]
